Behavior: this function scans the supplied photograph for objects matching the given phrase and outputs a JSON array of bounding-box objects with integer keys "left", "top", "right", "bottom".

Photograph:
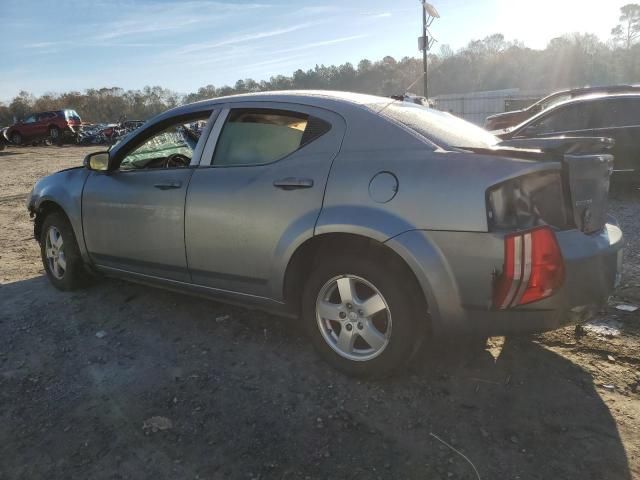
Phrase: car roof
[
  {"left": 167, "top": 90, "right": 393, "bottom": 117},
  {"left": 550, "top": 91, "right": 640, "bottom": 106},
  {"left": 544, "top": 84, "right": 640, "bottom": 99}
]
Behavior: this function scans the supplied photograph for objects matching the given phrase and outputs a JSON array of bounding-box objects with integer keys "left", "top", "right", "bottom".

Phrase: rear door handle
[
  {"left": 273, "top": 177, "right": 314, "bottom": 190},
  {"left": 153, "top": 181, "right": 182, "bottom": 190}
]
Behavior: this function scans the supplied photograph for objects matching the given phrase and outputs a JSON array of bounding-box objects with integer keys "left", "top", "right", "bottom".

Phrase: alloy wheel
[
  {"left": 316, "top": 274, "right": 392, "bottom": 361},
  {"left": 45, "top": 226, "right": 66, "bottom": 279}
]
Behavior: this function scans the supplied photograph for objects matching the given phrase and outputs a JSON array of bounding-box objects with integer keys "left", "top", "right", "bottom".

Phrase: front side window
[
  {"left": 523, "top": 104, "right": 591, "bottom": 135},
  {"left": 212, "top": 109, "right": 330, "bottom": 166},
  {"left": 119, "top": 116, "right": 210, "bottom": 170},
  {"left": 23, "top": 115, "right": 36, "bottom": 124}
]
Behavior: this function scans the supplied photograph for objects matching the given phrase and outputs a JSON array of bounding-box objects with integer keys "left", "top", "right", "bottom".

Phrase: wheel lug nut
[
  {"left": 345, "top": 324, "right": 353, "bottom": 331},
  {"left": 357, "top": 322, "right": 363, "bottom": 330},
  {"left": 358, "top": 310, "right": 364, "bottom": 316},
  {"left": 339, "top": 312, "right": 346, "bottom": 319},
  {"left": 346, "top": 303, "right": 352, "bottom": 310}
]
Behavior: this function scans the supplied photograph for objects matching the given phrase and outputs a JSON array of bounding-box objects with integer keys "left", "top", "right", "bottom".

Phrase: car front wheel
[
  {"left": 302, "top": 254, "right": 425, "bottom": 377},
  {"left": 40, "top": 212, "right": 88, "bottom": 291}
]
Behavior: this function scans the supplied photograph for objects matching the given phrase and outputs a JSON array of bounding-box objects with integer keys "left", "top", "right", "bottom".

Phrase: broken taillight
[{"left": 493, "top": 226, "right": 565, "bottom": 309}]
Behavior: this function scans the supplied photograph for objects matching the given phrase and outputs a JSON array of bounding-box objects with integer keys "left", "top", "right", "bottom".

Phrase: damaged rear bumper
[{"left": 387, "top": 223, "right": 623, "bottom": 337}]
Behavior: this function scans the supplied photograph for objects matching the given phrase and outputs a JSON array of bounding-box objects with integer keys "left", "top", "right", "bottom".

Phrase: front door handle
[
  {"left": 273, "top": 177, "right": 314, "bottom": 190},
  {"left": 154, "top": 181, "right": 182, "bottom": 190}
]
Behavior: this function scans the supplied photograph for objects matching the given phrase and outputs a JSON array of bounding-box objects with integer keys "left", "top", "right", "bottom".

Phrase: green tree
[{"left": 611, "top": 3, "right": 640, "bottom": 48}]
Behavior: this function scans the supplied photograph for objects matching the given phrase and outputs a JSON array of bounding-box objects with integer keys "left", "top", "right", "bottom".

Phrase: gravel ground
[{"left": 0, "top": 146, "right": 638, "bottom": 479}]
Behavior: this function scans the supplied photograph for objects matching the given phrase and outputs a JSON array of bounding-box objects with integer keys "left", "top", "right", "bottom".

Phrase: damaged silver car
[{"left": 26, "top": 91, "right": 623, "bottom": 376}]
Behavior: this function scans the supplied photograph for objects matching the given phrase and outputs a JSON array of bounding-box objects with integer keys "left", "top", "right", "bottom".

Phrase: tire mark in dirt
[{"left": 0, "top": 193, "right": 28, "bottom": 203}]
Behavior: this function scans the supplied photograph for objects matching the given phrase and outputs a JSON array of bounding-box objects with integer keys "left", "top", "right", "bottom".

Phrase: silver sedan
[{"left": 27, "top": 91, "right": 623, "bottom": 376}]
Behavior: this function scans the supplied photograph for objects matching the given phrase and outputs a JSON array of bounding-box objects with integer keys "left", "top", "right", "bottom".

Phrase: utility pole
[
  {"left": 422, "top": 0, "right": 428, "bottom": 99},
  {"left": 419, "top": 1, "right": 439, "bottom": 101}
]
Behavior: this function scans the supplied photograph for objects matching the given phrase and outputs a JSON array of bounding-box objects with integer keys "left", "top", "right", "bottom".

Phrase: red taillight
[{"left": 493, "top": 226, "right": 565, "bottom": 309}]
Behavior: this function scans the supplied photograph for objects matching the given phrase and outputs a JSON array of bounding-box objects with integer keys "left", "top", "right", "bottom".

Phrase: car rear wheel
[
  {"left": 302, "top": 253, "right": 425, "bottom": 377},
  {"left": 11, "top": 132, "right": 22, "bottom": 145},
  {"left": 49, "top": 126, "right": 63, "bottom": 146},
  {"left": 40, "top": 212, "right": 89, "bottom": 291}
]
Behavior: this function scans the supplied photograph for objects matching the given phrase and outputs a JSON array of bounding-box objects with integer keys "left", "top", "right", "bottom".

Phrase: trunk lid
[{"left": 475, "top": 136, "right": 615, "bottom": 233}]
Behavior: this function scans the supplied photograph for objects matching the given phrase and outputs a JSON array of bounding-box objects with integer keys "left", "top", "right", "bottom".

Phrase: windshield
[{"left": 378, "top": 102, "right": 499, "bottom": 149}]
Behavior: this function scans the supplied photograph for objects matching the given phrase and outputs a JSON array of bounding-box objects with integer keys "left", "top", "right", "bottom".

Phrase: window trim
[
  {"left": 110, "top": 109, "right": 218, "bottom": 172},
  {"left": 200, "top": 105, "right": 332, "bottom": 168}
]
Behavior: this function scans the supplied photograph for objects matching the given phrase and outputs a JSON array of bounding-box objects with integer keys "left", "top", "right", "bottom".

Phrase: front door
[
  {"left": 185, "top": 102, "right": 345, "bottom": 298},
  {"left": 82, "top": 112, "right": 214, "bottom": 282}
]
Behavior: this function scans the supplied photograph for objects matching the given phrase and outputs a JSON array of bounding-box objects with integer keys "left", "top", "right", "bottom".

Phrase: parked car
[
  {"left": 484, "top": 85, "right": 640, "bottom": 131},
  {"left": 7, "top": 109, "right": 82, "bottom": 145},
  {"left": 0, "top": 127, "right": 8, "bottom": 151},
  {"left": 494, "top": 93, "right": 640, "bottom": 184},
  {"left": 26, "top": 91, "right": 623, "bottom": 377}
]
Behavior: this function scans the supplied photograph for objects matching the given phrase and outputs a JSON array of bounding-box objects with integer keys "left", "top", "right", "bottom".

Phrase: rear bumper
[{"left": 386, "top": 223, "right": 623, "bottom": 337}]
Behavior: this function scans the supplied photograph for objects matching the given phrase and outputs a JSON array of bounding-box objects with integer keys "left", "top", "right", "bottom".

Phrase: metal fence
[{"left": 432, "top": 88, "right": 549, "bottom": 126}]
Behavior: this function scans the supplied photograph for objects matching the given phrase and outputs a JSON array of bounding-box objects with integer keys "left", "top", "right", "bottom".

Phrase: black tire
[
  {"left": 49, "top": 126, "right": 63, "bottom": 146},
  {"left": 40, "top": 212, "right": 88, "bottom": 291},
  {"left": 11, "top": 132, "right": 22, "bottom": 145},
  {"left": 302, "top": 251, "right": 426, "bottom": 378}
]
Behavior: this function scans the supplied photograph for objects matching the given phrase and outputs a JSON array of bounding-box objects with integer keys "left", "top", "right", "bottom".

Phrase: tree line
[{"left": 2, "top": 4, "right": 639, "bottom": 125}]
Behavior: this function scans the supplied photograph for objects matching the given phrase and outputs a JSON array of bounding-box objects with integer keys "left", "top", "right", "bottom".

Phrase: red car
[{"left": 7, "top": 109, "right": 82, "bottom": 145}]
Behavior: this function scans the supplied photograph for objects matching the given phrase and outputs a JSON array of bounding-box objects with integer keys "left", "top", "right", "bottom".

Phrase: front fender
[{"left": 29, "top": 167, "right": 90, "bottom": 261}]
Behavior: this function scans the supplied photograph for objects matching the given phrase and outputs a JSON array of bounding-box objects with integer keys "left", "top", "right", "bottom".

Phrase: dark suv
[
  {"left": 7, "top": 109, "right": 82, "bottom": 145},
  {"left": 497, "top": 93, "right": 640, "bottom": 184},
  {"left": 485, "top": 85, "right": 640, "bottom": 131}
]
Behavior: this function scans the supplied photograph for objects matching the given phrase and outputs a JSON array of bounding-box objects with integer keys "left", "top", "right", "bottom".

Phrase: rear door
[
  {"left": 590, "top": 97, "right": 640, "bottom": 173},
  {"left": 185, "top": 102, "right": 346, "bottom": 298},
  {"left": 35, "top": 112, "right": 52, "bottom": 138}
]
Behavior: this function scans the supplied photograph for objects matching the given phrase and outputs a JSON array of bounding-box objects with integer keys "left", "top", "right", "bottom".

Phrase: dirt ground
[{"left": 0, "top": 146, "right": 639, "bottom": 480}]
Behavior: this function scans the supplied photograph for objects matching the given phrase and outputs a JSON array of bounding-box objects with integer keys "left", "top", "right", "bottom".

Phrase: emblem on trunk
[{"left": 575, "top": 199, "right": 593, "bottom": 207}]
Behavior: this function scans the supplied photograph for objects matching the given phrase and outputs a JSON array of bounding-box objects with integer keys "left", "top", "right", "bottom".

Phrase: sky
[{"left": 0, "top": 0, "right": 629, "bottom": 101}]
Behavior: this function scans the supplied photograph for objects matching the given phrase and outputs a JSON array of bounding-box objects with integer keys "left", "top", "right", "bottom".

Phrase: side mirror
[{"left": 84, "top": 151, "right": 110, "bottom": 171}]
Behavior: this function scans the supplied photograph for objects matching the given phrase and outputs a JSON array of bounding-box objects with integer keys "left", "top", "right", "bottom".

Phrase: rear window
[
  {"left": 378, "top": 102, "right": 499, "bottom": 149},
  {"left": 212, "top": 109, "right": 330, "bottom": 166}
]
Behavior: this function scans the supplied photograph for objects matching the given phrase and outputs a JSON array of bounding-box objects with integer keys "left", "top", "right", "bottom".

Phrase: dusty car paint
[{"left": 27, "top": 91, "right": 623, "bottom": 337}]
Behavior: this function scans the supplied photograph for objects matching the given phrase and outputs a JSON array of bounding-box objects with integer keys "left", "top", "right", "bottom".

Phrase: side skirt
[{"left": 95, "top": 265, "right": 297, "bottom": 319}]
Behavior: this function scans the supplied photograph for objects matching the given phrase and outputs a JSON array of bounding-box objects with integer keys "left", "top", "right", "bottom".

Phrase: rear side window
[
  {"left": 378, "top": 102, "right": 498, "bottom": 149},
  {"left": 594, "top": 98, "right": 640, "bottom": 128},
  {"left": 212, "top": 109, "right": 331, "bottom": 166}
]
